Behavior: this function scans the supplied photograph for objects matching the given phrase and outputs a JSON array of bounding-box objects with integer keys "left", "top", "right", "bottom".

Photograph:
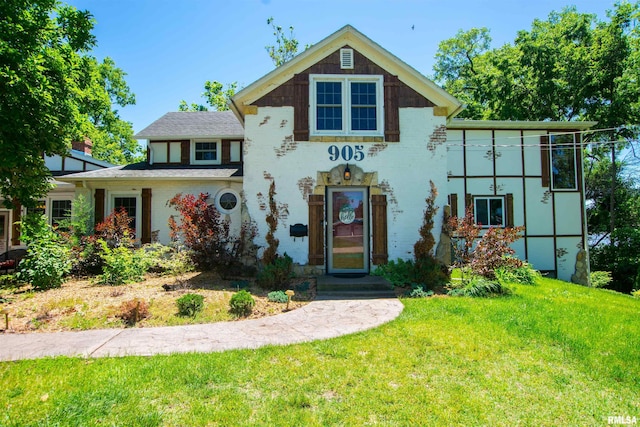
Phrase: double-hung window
[
  {"left": 311, "top": 74, "right": 383, "bottom": 136},
  {"left": 474, "top": 197, "right": 504, "bottom": 228},
  {"left": 114, "top": 196, "right": 137, "bottom": 231},
  {"left": 550, "top": 133, "right": 577, "bottom": 190},
  {"left": 191, "top": 140, "right": 221, "bottom": 165},
  {"left": 51, "top": 200, "right": 72, "bottom": 227}
]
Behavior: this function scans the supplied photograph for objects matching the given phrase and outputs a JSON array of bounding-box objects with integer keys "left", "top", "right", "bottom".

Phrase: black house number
[{"left": 328, "top": 145, "right": 365, "bottom": 162}]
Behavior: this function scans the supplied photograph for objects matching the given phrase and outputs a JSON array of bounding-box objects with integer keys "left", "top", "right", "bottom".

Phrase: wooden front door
[{"left": 327, "top": 187, "right": 369, "bottom": 274}]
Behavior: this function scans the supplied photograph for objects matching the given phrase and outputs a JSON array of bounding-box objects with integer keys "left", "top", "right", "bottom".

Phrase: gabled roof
[
  {"left": 135, "top": 111, "right": 244, "bottom": 140},
  {"left": 230, "top": 25, "right": 463, "bottom": 123}
]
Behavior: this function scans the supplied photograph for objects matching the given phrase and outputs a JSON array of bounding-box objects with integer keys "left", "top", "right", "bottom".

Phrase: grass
[{"left": 1, "top": 277, "right": 638, "bottom": 426}]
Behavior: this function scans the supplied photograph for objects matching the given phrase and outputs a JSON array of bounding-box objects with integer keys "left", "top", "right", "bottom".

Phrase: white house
[{"left": 61, "top": 25, "right": 592, "bottom": 283}]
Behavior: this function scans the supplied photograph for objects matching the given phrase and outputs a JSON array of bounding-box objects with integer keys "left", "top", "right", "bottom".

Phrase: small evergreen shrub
[
  {"left": 408, "top": 285, "right": 434, "bottom": 298},
  {"left": 495, "top": 261, "right": 541, "bottom": 285},
  {"left": 267, "top": 290, "right": 288, "bottom": 303},
  {"left": 176, "top": 293, "right": 204, "bottom": 317},
  {"left": 256, "top": 253, "right": 294, "bottom": 290},
  {"left": 372, "top": 259, "right": 418, "bottom": 288},
  {"left": 373, "top": 258, "right": 448, "bottom": 289},
  {"left": 117, "top": 298, "right": 149, "bottom": 326},
  {"left": 229, "top": 290, "right": 255, "bottom": 316},
  {"left": 590, "top": 270, "right": 613, "bottom": 288}
]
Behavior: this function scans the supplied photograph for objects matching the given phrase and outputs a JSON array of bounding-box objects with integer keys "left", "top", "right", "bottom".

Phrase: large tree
[{"left": 0, "top": 0, "right": 139, "bottom": 208}]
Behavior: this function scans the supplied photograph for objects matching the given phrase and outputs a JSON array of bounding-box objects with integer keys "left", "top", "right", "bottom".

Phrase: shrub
[
  {"left": 176, "top": 293, "right": 204, "bottom": 317},
  {"left": 408, "top": 285, "right": 434, "bottom": 298},
  {"left": 448, "top": 276, "right": 510, "bottom": 297},
  {"left": 95, "top": 207, "right": 136, "bottom": 248},
  {"left": 117, "top": 298, "right": 149, "bottom": 326},
  {"left": 373, "top": 259, "right": 419, "bottom": 288},
  {"left": 229, "top": 290, "right": 255, "bottom": 316},
  {"left": 262, "top": 180, "right": 279, "bottom": 265},
  {"left": 470, "top": 226, "right": 525, "bottom": 279},
  {"left": 256, "top": 253, "right": 294, "bottom": 290},
  {"left": 414, "top": 180, "right": 439, "bottom": 260},
  {"left": 97, "top": 240, "right": 149, "bottom": 285},
  {"left": 495, "top": 261, "right": 541, "bottom": 285},
  {"left": 267, "top": 290, "right": 289, "bottom": 303},
  {"left": 17, "top": 214, "right": 71, "bottom": 291},
  {"left": 143, "top": 243, "right": 194, "bottom": 277},
  {"left": 168, "top": 193, "right": 253, "bottom": 277},
  {"left": 590, "top": 270, "right": 613, "bottom": 288},
  {"left": 373, "top": 258, "right": 448, "bottom": 290}
]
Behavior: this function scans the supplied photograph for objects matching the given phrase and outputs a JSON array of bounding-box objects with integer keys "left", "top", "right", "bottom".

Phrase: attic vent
[{"left": 340, "top": 48, "right": 354, "bottom": 69}]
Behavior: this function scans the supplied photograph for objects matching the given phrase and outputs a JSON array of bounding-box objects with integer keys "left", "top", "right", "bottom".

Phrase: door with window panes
[{"left": 327, "top": 187, "right": 369, "bottom": 274}]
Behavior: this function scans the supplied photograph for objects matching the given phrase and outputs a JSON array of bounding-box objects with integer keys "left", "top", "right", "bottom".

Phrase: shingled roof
[
  {"left": 59, "top": 163, "right": 242, "bottom": 180},
  {"left": 135, "top": 111, "right": 244, "bottom": 139}
]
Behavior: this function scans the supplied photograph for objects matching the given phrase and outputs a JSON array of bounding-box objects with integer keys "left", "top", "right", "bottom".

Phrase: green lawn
[{"left": 1, "top": 277, "right": 638, "bottom": 426}]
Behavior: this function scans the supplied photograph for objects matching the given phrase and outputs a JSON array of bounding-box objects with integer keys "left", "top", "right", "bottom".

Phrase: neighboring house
[
  {"left": 61, "top": 25, "right": 592, "bottom": 283},
  {"left": 0, "top": 139, "right": 114, "bottom": 255}
]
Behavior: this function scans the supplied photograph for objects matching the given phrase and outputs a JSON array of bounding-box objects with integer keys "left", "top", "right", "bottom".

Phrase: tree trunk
[{"left": 610, "top": 142, "right": 616, "bottom": 238}]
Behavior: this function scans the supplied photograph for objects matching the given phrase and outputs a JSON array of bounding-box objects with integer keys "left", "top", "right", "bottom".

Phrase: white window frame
[
  {"left": 473, "top": 196, "right": 505, "bottom": 228},
  {"left": 550, "top": 133, "right": 578, "bottom": 191},
  {"left": 191, "top": 139, "right": 221, "bottom": 165},
  {"left": 309, "top": 74, "right": 384, "bottom": 137},
  {"left": 108, "top": 191, "right": 141, "bottom": 239},
  {"left": 214, "top": 188, "right": 241, "bottom": 215}
]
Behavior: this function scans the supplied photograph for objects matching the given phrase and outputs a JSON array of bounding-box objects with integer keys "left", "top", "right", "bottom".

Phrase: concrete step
[{"left": 316, "top": 274, "right": 396, "bottom": 298}]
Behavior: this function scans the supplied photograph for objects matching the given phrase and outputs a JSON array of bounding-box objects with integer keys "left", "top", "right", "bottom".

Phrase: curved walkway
[{"left": 0, "top": 297, "right": 403, "bottom": 361}]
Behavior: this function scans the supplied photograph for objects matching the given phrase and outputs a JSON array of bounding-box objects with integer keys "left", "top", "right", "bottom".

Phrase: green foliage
[
  {"left": 374, "top": 258, "right": 449, "bottom": 290},
  {"left": 495, "top": 261, "right": 541, "bottom": 285},
  {"left": 470, "top": 226, "right": 525, "bottom": 279},
  {"left": 16, "top": 214, "right": 71, "bottom": 291},
  {"left": 96, "top": 240, "right": 149, "bottom": 286},
  {"left": 408, "top": 285, "right": 434, "bottom": 298},
  {"left": 448, "top": 276, "right": 510, "bottom": 297},
  {"left": 0, "top": 1, "right": 139, "bottom": 207},
  {"left": 267, "top": 290, "right": 289, "bottom": 303},
  {"left": 0, "top": 274, "right": 18, "bottom": 290},
  {"left": 176, "top": 293, "right": 205, "bottom": 317},
  {"left": 590, "top": 270, "right": 613, "bottom": 288},
  {"left": 591, "top": 226, "right": 640, "bottom": 293},
  {"left": 265, "top": 17, "right": 301, "bottom": 67},
  {"left": 262, "top": 180, "right": 280, "bottom": 265},
  {"left": 256, "top": 253, "right": 294, "bottom": 290},
  {"left": 229, "top": 290, "right": 255, "bottom": 317},
  {"left": 116, "top": 298, "right": 149, "bottom": 326},
  {"left": 142, "top": 244, "right": 194, "bottom": 277},
  {"left": 178, "top": 80, "right": 237, "bottom": 112}
]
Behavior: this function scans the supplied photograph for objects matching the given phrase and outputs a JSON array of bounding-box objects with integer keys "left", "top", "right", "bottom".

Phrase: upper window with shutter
[
  {"left": 310, "top": 74, "right": 384, "bottom": 137},
  {"left": 550, "top": 133, "right": 578, "bottom": 191}
]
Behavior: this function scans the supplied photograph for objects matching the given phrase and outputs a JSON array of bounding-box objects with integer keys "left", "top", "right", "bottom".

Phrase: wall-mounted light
[{"left": 344, "top": 164, "right": 351, "bottom": 181}]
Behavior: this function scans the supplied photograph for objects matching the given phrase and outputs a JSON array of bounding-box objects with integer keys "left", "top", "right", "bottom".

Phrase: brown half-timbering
[
  {"left": 11, "top": 201, "right": 21, "bottom": 246},
  {"left": 181, "top": 140, "right": 190, "bottom": 165},
  {"left": 541, "top": 134, "right": 550, "bottom": 187},
  {"left": 371, "top": 194, "right": 388, "bottom": 265},
  {"left": 294, "top": 73, "right": 309, "bottom": 141},
  {"left": 308, "top": 194, "right": 324, "bottom": 265},
  {"left": 449, "top": 193, "right": 458, "bottom": 219},
  {"left": 506, "top": 193, "right": 514, "bottom": 227},
  {"left": 94, "top": 189, "right": 105, "bottom": 226},
  {"left": 221, "top": 140, "right": 231, "bottom": 164},
  {"left": 141, "top": 188, "right": 152, "bottom": 244},
  {"left": 384, "top": 75, "right": 400, "bottom": 142}
]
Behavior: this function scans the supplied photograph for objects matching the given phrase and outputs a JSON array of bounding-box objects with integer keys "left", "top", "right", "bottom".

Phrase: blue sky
[{"left": 66, "top": 0, "right": 616, "bottom": 136}]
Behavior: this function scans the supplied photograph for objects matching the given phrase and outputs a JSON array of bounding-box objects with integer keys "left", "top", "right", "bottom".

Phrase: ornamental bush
[
  {"left": 229, "top": 290, "right": 254, "bottom": 317},
  {"left": 267, "top": 290, "right": 288, "bottom": 303},
  {"left": 256, "top": 253, "right": 294, "bottom": 290},
  {"left": 96, "top": 240, "right": 149, "bottom": 285},
  {"left": 17, "top": 214, "right": 71, "bottom": 291},
  {"left": 176, "top": 293, "right": 204, "bottom": 317},
  {"left": 117, "top": 298, "right": 149, "bottom": 326}
]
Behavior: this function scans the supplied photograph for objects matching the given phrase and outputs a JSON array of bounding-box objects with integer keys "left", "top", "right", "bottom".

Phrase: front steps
[{"left": 316, "top": 275, "right": 396, "bottom": 298}]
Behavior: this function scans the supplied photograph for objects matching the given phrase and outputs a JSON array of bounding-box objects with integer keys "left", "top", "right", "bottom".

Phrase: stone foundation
[{"left": 571, "top": 249, "right": 590, "bottom": 286}]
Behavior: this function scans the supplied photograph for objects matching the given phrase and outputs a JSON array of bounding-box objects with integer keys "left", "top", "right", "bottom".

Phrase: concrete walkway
[{"left": 0, "top": 297, "right": 403, "bottom": 362}]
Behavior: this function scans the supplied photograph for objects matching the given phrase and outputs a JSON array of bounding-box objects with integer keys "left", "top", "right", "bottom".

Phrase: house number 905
[{"left": 328, "top": 145, "right": 365, "bottom": 162}]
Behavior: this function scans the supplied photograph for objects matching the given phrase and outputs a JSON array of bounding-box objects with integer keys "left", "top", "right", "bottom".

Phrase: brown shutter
[
  {"left": 506, "top": 193, "right": 514, "bottom": 227},
  {"left": 308, "top": 194, "right": 324, "bottom": 265},
  {"left": 371, "top": 195, "right": 388, "bottom": 265},
  {"left": 541, "top": 135, "right": 550, "bottom": 187},
  {"left": 94, "top": 189, "right": 105, "bottom": 226},
  {"left": 11, "top": 201, "right": 21, "bottom": 246},
  {"left": 465, "top": 194, "right": 474, "bottom": 221},
  {"left": 221, "top": 140, "right": 231, "bottom": 164},
  {"left": 449, "top": 193, "right": 458, "bottom": 219},
  {"left": 294, "top": 73, "right": 309, "bottom": 141},
  {"left": 384, "top": 75, "right": 400, "bottom": 142},
  {"left": 181, "top": 140, "right": 190, "bottom": 165},
  {"left": 141, "top": 188, "right": 152, "bottom": 244}
]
